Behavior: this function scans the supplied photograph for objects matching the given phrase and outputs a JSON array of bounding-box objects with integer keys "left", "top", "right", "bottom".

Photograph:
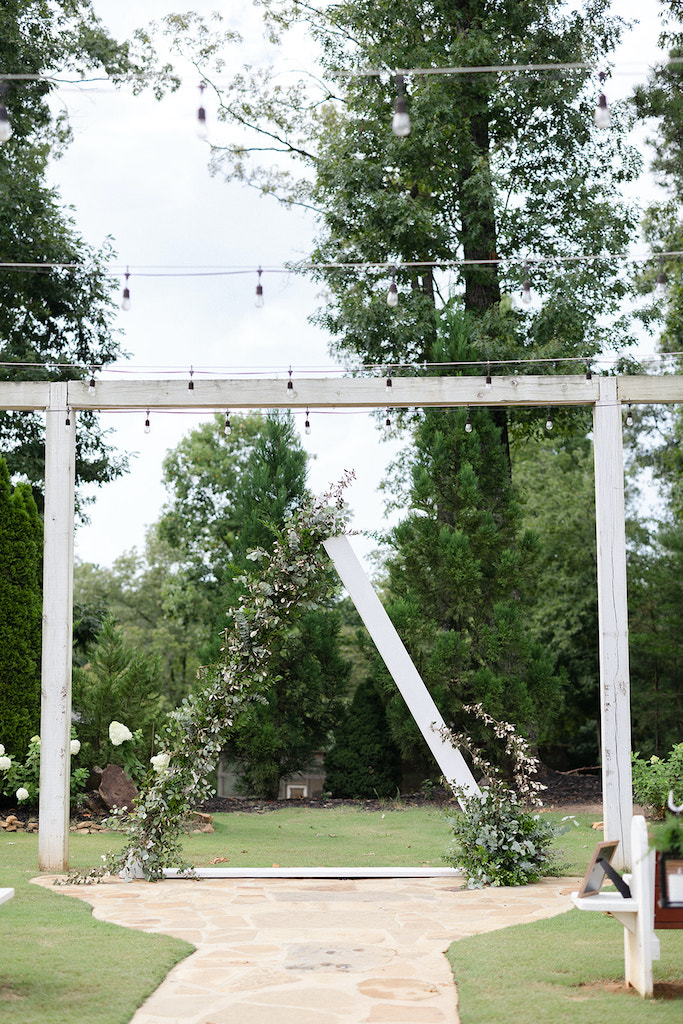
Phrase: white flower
[
  {"left": 0, "top": 755, "right": 11, "bottom": 771},
  {"left": 0, "top": 744, "right": 4, "bottom": 756},
  {"left": 70, "top": 739, "right": 81, "bottom": 756},
  {"left": 109, "top": 721, "right": 133, "bottom": 746},
  {"left": 30, "top": 735, "right": 40, "bottom": 746},
  {"left": 150, "top": 752, "right": 171, "bottom": 773},
  {"left": 16, "top": 788, "right": 29, "bottom": 802}
]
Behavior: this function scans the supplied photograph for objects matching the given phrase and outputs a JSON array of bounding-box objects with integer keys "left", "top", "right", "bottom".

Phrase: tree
[
  {"left": 0, "top": 2, "right": 174, "bottom": 506},
  {"left": 72, "top": 617, "right": 162, "bottom": 775},
  {"left": 324, "top": 677, "right": 402, "bottom": 798},
  {"left": 0, "top": 457, "right": 42, "bottom": 760}
]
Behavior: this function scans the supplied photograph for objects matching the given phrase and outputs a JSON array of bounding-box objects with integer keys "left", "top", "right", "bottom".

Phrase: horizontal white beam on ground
[
  {"left": 0, "top": 888, "right": 15, "bottom": 906},
  {"left": 66, "top": 375, "right": 599, "bottom": 410},
  {"left": 162, "top": 866, "right": 462, "bottom": 879}
]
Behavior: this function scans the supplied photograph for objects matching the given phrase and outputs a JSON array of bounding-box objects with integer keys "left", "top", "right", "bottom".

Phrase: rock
[
  {"left": 98, "top": 764, "right": 138, "bottom": 812},
  {"left": 191, "top": 811, "right": 214, "bottom": 826},
  {"left": 81, "top": 789, "right": 109, "bottom": 816}
]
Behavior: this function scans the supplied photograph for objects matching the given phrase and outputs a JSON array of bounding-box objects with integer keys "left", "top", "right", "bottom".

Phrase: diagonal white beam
[{"left": 323, "top": 535, "right": 480, "bottom": 804}]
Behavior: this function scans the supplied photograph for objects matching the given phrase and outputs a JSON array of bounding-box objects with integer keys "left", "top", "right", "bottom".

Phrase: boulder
[{"left": 98, "top": 764, "right": 137, "bottom": 812}]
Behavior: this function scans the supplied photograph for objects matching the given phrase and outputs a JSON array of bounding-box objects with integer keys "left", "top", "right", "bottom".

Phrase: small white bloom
[
  {"left": 16, "top": 787, "right": 29, "bottom": 802},
  {"left": 70, "top": 739, "right": 81, "bottom": 756},
  {"left": 109, "top": 721, "right": 133, "bottom": 746},
  {"left": 150, "top": 752, "right": 171, "bottom": 772},
  {"left": 30, "top": 735, "right": 40, "bottom": 745},
  {"left": 0, "top": 744, "right": 4, "bottom": 756},
  {"left": 0, "top": 755, "right": 11, "bottom": 771}
]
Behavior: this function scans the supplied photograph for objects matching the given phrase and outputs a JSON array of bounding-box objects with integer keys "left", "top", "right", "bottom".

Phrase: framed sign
[{"left": 577, "top": 839, "right": 631, "bottom": 898}]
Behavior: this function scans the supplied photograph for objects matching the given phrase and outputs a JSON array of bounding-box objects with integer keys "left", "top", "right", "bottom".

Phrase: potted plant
[{"left": 650, "top": 791, "right": 683, "bottom": 910}]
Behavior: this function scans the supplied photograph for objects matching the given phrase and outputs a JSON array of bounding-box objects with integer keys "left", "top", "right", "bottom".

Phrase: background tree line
[{"left": 2, "top": 1, "right": 683, "bottom": 802}]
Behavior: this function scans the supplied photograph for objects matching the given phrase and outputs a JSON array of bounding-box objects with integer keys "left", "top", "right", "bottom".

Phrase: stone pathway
[{"left": 33, "top": 874, "right": 578, "bottom": 1024}]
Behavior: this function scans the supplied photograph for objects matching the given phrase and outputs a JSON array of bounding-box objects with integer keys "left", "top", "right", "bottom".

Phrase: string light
[
  {"left": 121, "top": 268, "right": 131, "bottom": 311},
  {"left": 144, "top": 409, "right": 151, "bottom": 434},
  {"left": 386, "top": 375, "right": 393, "bottom": 392},
  {"left": 65, "top": 406, "right": 71, "bottom": 427},
  {"left": 585, "top": 359, "right": 592, "bottom": 380},
  {"left": 521, "top": 264, "right": 532, "bottom": 306},
  {"left": 88, "top": 369, "right": 96, "bottom": 389},
  {"left": 485, "top": 362, "right": 492, "bottom": 390},
  {"left": 224, "top": 409, "right": 231, "bottom": 434},
  {"left": 391, "top": 74, "right": 410, "bottom": 137},
  {"left": 385, "top": 407, "right": 391, "bottom": 430},
  {"left": 626, "top": 403, "right": 633, "bottom": 427},
  {"left": 594, "top": 72, "right": 611, "bottom": 129},
  {"left": 197, "top": 82, "right": 208, "bottom": 139},
  {"left": 304, "top": 409, "right": 311, "bottom": 435},
  {"left": 188, "top": 366, "right": 194, "bottom": 390},
  {"left": 0, "top": 83, "right": 11, "bottom": 144},
  {"left": 255, "top": 266, "right": 264, "bottom": 308},
  {"left": 546, "top": 406, "right": 553, "bottom": 430},
  {"left": 655, "top": 256, "right": 667, "bottom": 299},
  {"left": 465, "top": 407, "right": 473, "bottom": 433},
  {"left": 287, "top": 365, "right": 294, "bottom": 395},
  {"left": 387, "top": 267, "right": 399, "bottom": 307}
]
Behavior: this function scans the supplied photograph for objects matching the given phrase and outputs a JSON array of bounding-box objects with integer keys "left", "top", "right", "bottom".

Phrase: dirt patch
[{"left": 576, "top": 979, "right": 683, "bottom": 1000}]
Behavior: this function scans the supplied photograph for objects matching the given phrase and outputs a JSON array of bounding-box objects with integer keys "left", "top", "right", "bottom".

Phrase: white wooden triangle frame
[{"left": 1, "top": 372, "right": 675, "bottom": 872}]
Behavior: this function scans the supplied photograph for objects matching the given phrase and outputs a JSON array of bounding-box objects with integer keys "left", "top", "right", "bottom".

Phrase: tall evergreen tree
[{"left": 0, "top": 457, "right": 42, "bottom": 759}]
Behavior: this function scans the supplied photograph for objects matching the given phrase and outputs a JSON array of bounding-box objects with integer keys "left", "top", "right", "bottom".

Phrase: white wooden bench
[{"left": 571, "top": 815, "right": 659, "bottom": 997}]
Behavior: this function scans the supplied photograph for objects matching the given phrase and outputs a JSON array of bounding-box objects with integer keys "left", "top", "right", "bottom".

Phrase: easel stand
[{"left": 572, "top": 815, "right": 659, "bottom": 997}]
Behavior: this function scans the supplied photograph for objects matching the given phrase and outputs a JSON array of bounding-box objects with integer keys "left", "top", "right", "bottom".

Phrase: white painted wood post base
[{"left": 571, "top": 815, "right": 659, "bottom": 997}]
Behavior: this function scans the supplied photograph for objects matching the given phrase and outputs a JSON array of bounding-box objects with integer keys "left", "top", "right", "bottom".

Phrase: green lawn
[{"left": 1, "top": 805, "right": 680, "bottom": 1023}]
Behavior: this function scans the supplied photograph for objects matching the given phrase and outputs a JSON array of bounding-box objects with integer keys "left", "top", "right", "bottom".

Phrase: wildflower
[
  {"left": 150, "top": 752, "right": 171, "bottom": 772},
  {"left": 109, "top": 721, "right": 133, "bottom": 746},
  {"left": 16, "top": 788, "right": 29, "bottom": 802},
  {"left": 30, "top": 735, "right": 40, "bottom": 745},
  {"left": 0, "top": 755, "right": 11, "bottom": 771},
  {"left": 70, "top": 739, "right": 81, "bottom": 756}
]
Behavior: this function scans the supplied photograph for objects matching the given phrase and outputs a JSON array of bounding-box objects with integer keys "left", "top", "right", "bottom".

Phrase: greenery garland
[{"left": 68, "top": 474, "right": 354, "bottom": 883}]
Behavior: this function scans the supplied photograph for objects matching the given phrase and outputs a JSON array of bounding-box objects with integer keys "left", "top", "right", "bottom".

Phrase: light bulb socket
[
  {"left": 386, "top": 376, "right": 393, "bottom": 392},
  {"left": 626, "top": 403, "right": 633, "bottom": 428},
  {"left": 225, "top": 409, "right": 231, "bottom": 434},
  {"left": 144, "top": 409, "right": 151, "bottom": 434},
  {"left": 465, "top": 408, "right": 473, "bottom": 433},
  {"left": 391, "top": 75, "right": 411, "bottom": 137},
  {"left": 304, "top": 409, "right": 311, "bottom": 435}
]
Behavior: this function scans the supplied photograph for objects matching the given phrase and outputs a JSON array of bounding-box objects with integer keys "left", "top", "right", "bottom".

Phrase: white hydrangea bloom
[
  {"left": 0, "top": 744, "right": 4, "bottom": 756},
  {"left": 108, "top": 721, "right": 133, "bottom": 746},
  {"left": 150, "top": 752, "right": 171, "bottom": 772},
  {"left": 16, "top": 788, "right": 29, "bottom": 801},
  {"left": 0, "top": 755, "right": 11, "bottom": 771},
  {"left": 70, "top": 739, "right": 81, "bottom": 755}
]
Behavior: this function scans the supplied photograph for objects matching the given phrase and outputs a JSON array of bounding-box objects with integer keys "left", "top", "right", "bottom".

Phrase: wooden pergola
[{"left": 3, "top": 372, "right": 677, "bottom": 872}]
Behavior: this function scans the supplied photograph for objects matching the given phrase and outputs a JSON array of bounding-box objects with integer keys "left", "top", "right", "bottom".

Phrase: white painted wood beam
[
  {"left": 323, "top": 535, "right": 480, "bottom": 803},
  {"left": 67, "top": 375, "right": 598, "bottom": 410},
  {"left": 0, "top": 381, "right": 50, "bottom": 410},
  {"left": 618, "top": 375, "right": 683, "bottom": 404},
  {"left": 593, "top": 377, "right": 633, "bottom": 869},
  {"left": 38, "top": 383, "right": 76, "bottom": 872}
]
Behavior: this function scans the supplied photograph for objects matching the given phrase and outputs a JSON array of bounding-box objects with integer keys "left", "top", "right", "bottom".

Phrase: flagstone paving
[{"left": 33, "top": 873, "right": 579, "bottom": 1023}]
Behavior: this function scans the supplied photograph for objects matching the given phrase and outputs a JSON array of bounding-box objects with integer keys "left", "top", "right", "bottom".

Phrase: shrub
[
  {"left": 632, "top": 743, "right": 683, "bottom": 818},
  {"left": 324, "top": 678, "right": 402, "bottom": 798},
  {"left": 0, "top": 733, "right": 88, "bottom": 808}
]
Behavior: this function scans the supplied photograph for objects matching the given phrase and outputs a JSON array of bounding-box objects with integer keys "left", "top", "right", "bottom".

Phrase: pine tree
[
  {"left": 0, "top": 457, "right": 42, "bottom": 759},
  {"left": 324, "top": 678, "right": 402, "bottom": 798}
]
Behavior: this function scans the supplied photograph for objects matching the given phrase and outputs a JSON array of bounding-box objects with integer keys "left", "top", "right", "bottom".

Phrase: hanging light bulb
[
  {"left": 144, "top": 409, "right": 151, "bottom": 435},
  {"left": 385, "top": 407, "right": 391, "bottom": 430},
  {"left": 386, "top": 375, "right": 393, "bottom": 393},
  {"left": 391, "top": 74, "right": 411, "bottom": 137},
  {"left": 287, "top": 366, "right": 294, "bottom": 396},
  {"left": 224, "top": 409, "right": 231, "bottom": 435},
  {"left": 626, "top": 403, "right": 633, "bottom": 428},
  {"left": 304, "top": 409, "right": 311, "bottom": 435},
  {"left": 188, "top": 366, "right": 194, "bottom": 391},
  {"left": 197, "top": 82, "right": 208, "bottom": 139},
  {"left": 0, "top": 83, "right": 11, "bottom": 144},
  {"left": 485, "top": 362, "right": 492, "bottom": 390},
  {"left": 387, "top": 267, "right": 399, "bottom": 307},
  {"left": 65, "top": 406, "right": 71, "bottom": 428},
  {"left": 521, "top": 264, "right": 532, "bottom": 306},
  {"left": 585, "top": 359, "right": 592, "bottom": 381},
  {"left": 546, "top": 407, "right": 553, "bottom": 431},
  {"left": 88, "top": 369, "right": 96, "bottom": 389},
  {"left": 655, "top": 256, "right": 668, "bottom": 299},
  {"left": 594, "top": 73, "right": 611, "bottom": 129},
  {"left": 255, "top": 267, "right": 264, "bottom": 308},
  {"left": 121, "top": 268, "right": 131, "bottom": 311},
  {"left": 465, "top": 407, "right": 473, "bottom": 433}
]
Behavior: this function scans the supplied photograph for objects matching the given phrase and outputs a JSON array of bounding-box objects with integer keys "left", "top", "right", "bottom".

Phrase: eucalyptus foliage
[{"left": 96, "top": 476, "right": 353, "bottom": 880}]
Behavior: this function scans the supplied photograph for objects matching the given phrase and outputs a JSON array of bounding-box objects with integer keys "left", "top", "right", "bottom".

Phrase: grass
[
  {"left": 448, "top": 910, "right": 683, "bottom": 1023},
  {"left": 0, "top": 831, "right": 193, "bottom": 1024},
  {"left": 1, "top": 805, "right": 680, "bottom": 1022}
]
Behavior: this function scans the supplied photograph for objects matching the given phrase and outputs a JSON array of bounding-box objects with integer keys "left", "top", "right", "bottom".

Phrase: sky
[{"left": 44, "top": 0, "right": 665, "bottom": 570}]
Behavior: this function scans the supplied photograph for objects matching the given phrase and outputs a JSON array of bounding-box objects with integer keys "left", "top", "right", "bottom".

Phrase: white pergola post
[
  {"left": 38, "top": 383, "right": 76, "bottom": 872},
  {"left": 593, "top": 377, "right": 633, "bottom": 868}
]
